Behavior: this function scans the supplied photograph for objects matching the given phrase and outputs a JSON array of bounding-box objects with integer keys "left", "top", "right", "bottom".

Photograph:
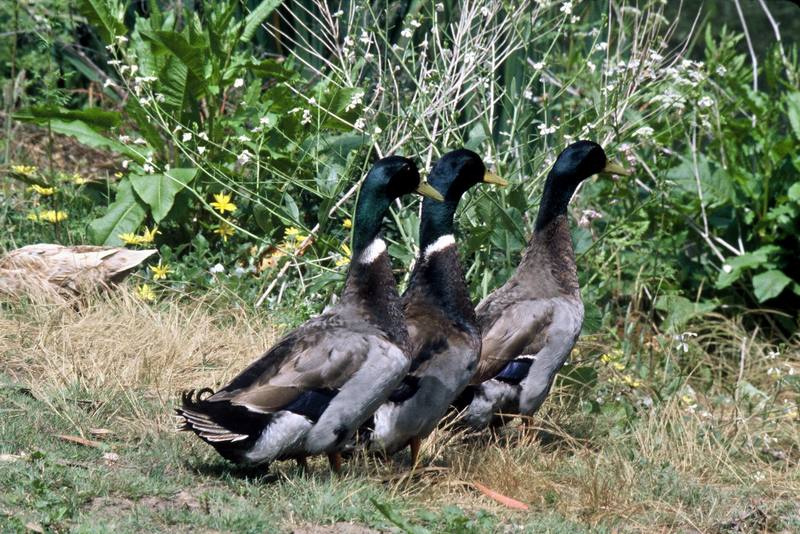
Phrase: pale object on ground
[{"left": 0, "top": 244, "right": 156, "bottom": 301}]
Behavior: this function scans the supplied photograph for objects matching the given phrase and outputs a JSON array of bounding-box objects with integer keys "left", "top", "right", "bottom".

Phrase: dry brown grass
[
  {"left": 1, "top": 288, "right": 798, "bottom": 532},
  {"left": 1, "top": 289, "right": 277, "bottom": 394}
]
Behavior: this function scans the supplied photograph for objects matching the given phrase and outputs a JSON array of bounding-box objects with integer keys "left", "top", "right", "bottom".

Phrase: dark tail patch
[{"left": 175, "top": 388, "right": 273, "bottom": 464}]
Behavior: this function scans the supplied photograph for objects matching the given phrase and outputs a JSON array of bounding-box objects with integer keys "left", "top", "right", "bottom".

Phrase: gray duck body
[
  {"left": 458, "top": 141, "right": 624, "bottom": 429},
  {"left": 368, "top": 149, "right": 494, "bottom": 456},
  {"left": 176, "top": 157, "right": 426, "bottom": 466}
]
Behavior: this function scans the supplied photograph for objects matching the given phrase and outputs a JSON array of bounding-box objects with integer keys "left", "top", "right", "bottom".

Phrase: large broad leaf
[
  {"left": 130, "top": 168, "right": 197, "bottom": 223},
  {"left": 78, "top": 0, "right": 126, "bottom": 43},
  {"left": 752, "top": 270, "right": 792, "bottom": 303},
  {"left": 716, "top": 245, "right": 780, "bottom": 289},
  {"left": 786, "top": 92, "right": 800, "bottom": 140},
  {"left": 88, "top": 179, "right": 148, "bottom": 246},
  {"left": 242, "top": 0, "right": 283, "bottom": 42},
  {"left": 151, "top": 30, "right": 207, "bottom": 79},
  {"left": 46, "top": 119, "right": 143, "bottom": 162},
  {"left": 654, "top": 294, "right": 717, "bottom": 332},
  {"left": 15, "top": 106, "right": 121, "bottom": 129}
]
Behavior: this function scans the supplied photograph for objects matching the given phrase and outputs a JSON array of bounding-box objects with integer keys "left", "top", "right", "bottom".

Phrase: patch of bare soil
[
  {"left": 2, "top": 118, "right": 122, "bottom": 179},
  {"left": 86, "top": 489, "right": 202, "bottom": 517},
  {"left": 289, "top": 523, "right": 383, "bottom": 534}
]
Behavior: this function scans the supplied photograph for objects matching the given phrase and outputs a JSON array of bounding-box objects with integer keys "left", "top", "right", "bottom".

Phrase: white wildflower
[
  {"left": 436, "top": 2, "right": 444, "bottom": 12},
  {"left": 722, "top": 264, "right": 733, "bottom": 273},
  {"left": 634, "top": 126, "right": 654, "bottom": 138},
  {"left": 122, "top": 160, "right": 130, "bottom": 169},
  {"left": 103, "top": 78, "right": 116, "bottom": 88},
  {"left": 698, "top": 96, "right": 714, "bottom": 108},
  {"left": 532, "top": 61, "right": 545, "bottom": 71},
  {"left": 410, "top": 19, "right": 421, "bottom": 28},
  {"left": 209, "top": 263, "right": 225, "bottom": 274},
  {"left": 237, "top": 150, "right": 253, "bottom": 165},
  {"left": 345, "top": 92, "right": 364, "bottom": 112},
  {"left": 133, "top": 137, "right": 147, "bottom": 145},
  {"left": 259, "top": 116, "right": 271, "bottom": 126},
  {"left": 401, "top": 27, "right": 413, "bottom": 39},
  {"left": 182, "top": 132, "right": 192, "bottom": 142},
  {"left": 197, "top": 146, "right": 206, "bottom": 154},
  {"left": 373, "top": 126, "right": 382, "bottom": 135},
  {"left": 237, "top": 135, "right": 250, "bottom": 143},
  {"left": 353, "top": 118, "right": 366, "bottom": 131},
  {"left": 537, "top": 123, "right": 557, "bottom": 135},
  {"left": 301, "top": 109, "right": 312, "bottom": 125},
  {"left": 523, "top": 89, "right": 533, "bottom": 100},
  {"left": 595, "top": 42, "right": 608, "bottom": 52},
  {"left": 560, "top": 1, "right": 573, "bottom": 15},
  {"left": 115, "top": 35, "right": 129, "bottom": 44},
  {"left": 233, "top": 78, "right": 244, "bottom": 88},
  {"left": 198, "top": 132, "right": 208, "bottom": 141},
  {"left": 715, "top": 65, "right": 727, "bottom": 77},
  {"left": 578, "top": 209, "right": 602, "bottom": 228},
  {"left": 673, "top": 332, "right": 697, "bottom": 353},
  {"left": 118, "top": 135, "right": 131, "bottom": 143}
]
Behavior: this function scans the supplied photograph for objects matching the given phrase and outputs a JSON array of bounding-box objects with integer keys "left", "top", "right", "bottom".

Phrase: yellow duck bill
[
  {"left": 416, "top": 182, "right": 445, "bottom": 201},
  {"left": 482, "top": 171, "right": 508, "bottom": 186},
  {"left": 602, "top": 161, "right": 631, "bottom": 176}
]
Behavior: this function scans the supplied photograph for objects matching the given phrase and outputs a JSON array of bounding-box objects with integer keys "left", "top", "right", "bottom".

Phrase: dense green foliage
[{"left": 2, "top": 0, "right": 799, "bottom": 328}]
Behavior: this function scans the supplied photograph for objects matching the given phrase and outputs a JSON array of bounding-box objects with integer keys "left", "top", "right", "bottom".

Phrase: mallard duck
[
  {"left": 456, "top": 141, "right": 629, "bottom": 429},
  {"left": 367, "top": 149, "right": 506, "bottom": 464},
  {"left": 176, "top": 156, "right": 444, "bottom": 470},
  {"left": 0, "top": 244, "right": 156, "bottom": 301}
]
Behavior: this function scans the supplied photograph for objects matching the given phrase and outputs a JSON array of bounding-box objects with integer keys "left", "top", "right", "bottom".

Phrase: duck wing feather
[{"left": 471, "top": 298, "right": 554, "bottom": 384}]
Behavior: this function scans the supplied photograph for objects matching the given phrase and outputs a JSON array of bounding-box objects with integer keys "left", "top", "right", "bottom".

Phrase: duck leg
[
  {"left": 327, "top": 452, "right": 343, "bottom": 473},
  {"left": 409, "top": 437, "right": 421, "bottom": 467}
]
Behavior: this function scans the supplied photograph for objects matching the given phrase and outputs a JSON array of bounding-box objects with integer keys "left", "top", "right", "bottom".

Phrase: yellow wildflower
[
  {"left": 136, "top": 284, "right": 156, "bottom": 302},
  {"left": 11, "top": 165, "right": 36, "bottom": 176},
  {"left": 119, "top": 232, "right": 143, "bottom": 245},
  {"left": 26, "top": 212, "right": 39, "bottom": 222},
  {"left": 335, "top": 243, "right": 352, "bottom": 267},
  {"left": 214, "top": 222, "right": 235, "bottom": 241},
  {"left": 680, "top": 394, "right": 694, "bottom": 405},
  {"left": 149, "top": 262, "right": 172, "bottom": 280},
  {"left": 611, "top": 361, "right": 625, "bottom": 371},
  {"left": 72, "top": 173, "right": 88, "bottom": 185},
  {"left": 139, "top": 226, "right": 160, "bottom": 243},
  {"left": 210, "top": 192, "right": 237, "bottom": 214},
  {"left": 283, "top": 227, "right": 308, "bottom": 248},
  {"left": 342, "top": 218, "right": 352, "bottom": 229},
  {"left": 621, "top": 375, "right": 641, "bottom": 388},
  {"left": 39, "top": 210, "right": 68, "bottom": 223},
  {"left": 29, "top": 185, "right": 56, "bottom": 196}
]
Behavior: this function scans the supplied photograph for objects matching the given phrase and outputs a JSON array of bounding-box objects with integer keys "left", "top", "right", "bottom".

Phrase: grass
[{"left": 1, "top": 289, "right": 798, "bottom": 533}]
